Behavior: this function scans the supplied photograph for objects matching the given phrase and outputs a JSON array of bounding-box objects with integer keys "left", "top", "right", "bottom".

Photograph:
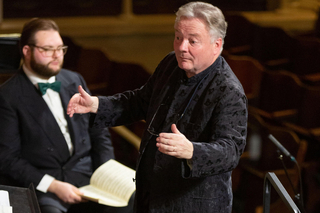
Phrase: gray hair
[{"left": 174, "top": 1, "right": 227, "bottom": 47}]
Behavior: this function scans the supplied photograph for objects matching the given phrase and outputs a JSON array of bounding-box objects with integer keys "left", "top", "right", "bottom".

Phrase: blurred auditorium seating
[
  {"left": 232, "top": 112, "right": 308, "bottom": 213},
  {"left": 224, "top": 54, "right": 264, "bottom": 101},
  {"left": 224, "top": 14, "right": 320, "bottom": 213},
  {"left": 283, "top": 84, "right": 320, "bottom": 132},
  {"left": 246, "top": 68, "right": 320, "bottom": 161},
  {"left": 290, "top": 37, "right": 320, "bottom": 78},
  {"left": 224, "top": 14, "right": 258, "bottom": 56},
  {"left": 300, "top": 160, "right": 320, "bottom": 213},
  {"left": 62, "top": 36, "right": 151, "bottom": 169},
  {"left": 248, "top": 70, "right": 305, "bottom": 121},
  {"left": 0, "top": 71, "right": 17, "bottom": 85},
  {"left": 224, "top": 16, "right": 320, "bottom": 85},
  {"left": 0, "top": 34, "right": 20, "bottom": 85},
  {"left": 250, "top": 26, "right": 296, "bottom": 71},
  {"left": 224, "top": 15, "right": 320, "bottom": 132},
  {"left": 62, "top": 36, "right": 151, "bottom": 96},
  {"left": 239, "top": 67, "right": 320, "bottom": 161},
  {"left": 281, "top": 84, "right": 320, "bottom": 161}
]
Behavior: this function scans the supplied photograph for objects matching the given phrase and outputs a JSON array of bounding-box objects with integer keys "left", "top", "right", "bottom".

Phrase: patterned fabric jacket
[{"left": 92, "top": 52, "right": 248, "bottom": 213}]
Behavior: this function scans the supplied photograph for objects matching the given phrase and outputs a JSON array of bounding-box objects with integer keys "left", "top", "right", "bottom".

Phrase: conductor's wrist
[{"left": 90, "top": 97, "right": 99, "bottom": 113}]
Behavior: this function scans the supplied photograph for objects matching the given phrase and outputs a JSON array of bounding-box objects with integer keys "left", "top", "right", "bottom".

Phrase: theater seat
[{"left": 62, "top": 36, "right": 151, "bottom": 169}]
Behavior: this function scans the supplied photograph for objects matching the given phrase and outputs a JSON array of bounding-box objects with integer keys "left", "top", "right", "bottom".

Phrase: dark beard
[{"left": 30, "top": 53, "right": 62, "bottom": 78}]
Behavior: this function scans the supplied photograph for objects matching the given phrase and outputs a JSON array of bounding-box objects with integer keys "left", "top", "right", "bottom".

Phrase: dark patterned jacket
[{"left": 92, "top": 52, "right": 247, "bottom": 213}]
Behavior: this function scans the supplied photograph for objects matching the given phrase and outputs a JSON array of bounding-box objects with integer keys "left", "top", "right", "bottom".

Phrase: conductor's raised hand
[
  {"left": 156, "top": 124, "right": 193, "bottom": 159},
  {"left": 67, "top": 85, "right": 99, "bottom": 117}
]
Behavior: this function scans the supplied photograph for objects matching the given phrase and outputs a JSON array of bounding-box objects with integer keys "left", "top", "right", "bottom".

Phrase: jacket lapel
[
  {"left": 19, "top": 72, "right": 70, "bottom": 161},
  {"left": 56, "top": 72, "right": 81, "bottom": 154}
]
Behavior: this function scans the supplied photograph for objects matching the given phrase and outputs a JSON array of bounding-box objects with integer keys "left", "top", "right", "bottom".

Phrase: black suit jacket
[{"left": 0, "top": 68, "right": 114, "bottom": 209}]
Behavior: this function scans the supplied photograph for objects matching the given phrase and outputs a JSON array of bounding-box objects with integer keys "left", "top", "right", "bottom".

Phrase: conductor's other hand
[
  {"left": 67, "top": 85, "right": 99, "bottom": 117},
  {"left": 156, "top": 124, "right": 193, "bottom": 159}
]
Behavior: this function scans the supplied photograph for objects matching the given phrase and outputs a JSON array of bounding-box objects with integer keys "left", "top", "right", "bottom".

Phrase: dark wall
[{"left": 4, "top": 0, "right": 268, "bottom": 19}]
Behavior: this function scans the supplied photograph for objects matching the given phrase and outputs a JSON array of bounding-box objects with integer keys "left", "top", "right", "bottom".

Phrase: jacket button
[{"left": 47, "top": 147, "right": 54, "bottom": 151}]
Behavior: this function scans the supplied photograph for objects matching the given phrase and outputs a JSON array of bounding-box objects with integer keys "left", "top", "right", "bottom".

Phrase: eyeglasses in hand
[
  {"left": 147, "top": 71, "right": 209, "bottom": 137},
  {"left": 147, "top": 101, "right": 188, "bottom": 137}
]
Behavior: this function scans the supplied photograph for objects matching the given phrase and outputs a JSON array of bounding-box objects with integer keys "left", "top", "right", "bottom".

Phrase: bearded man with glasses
[
  {"left": 0, "top": 18, "right": 134, "bottom": 213},
  {"left": 67, "top": 2, "right": 248, "bottom": 213}
]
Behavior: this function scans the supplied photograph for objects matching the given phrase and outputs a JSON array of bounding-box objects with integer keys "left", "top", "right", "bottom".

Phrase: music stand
[
  {"left": 0, "top": 184, "right": 41, "bottom": 213},
  {"left": 263, "top": 172, "right": 300, "bottom": 213}
]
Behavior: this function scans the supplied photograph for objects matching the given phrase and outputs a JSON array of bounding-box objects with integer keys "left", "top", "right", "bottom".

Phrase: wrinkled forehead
[
  {"left": 174, "top": 17, "right": 211, "bottom": 38},
  {"left": 175, "top": 16, "right": 208, "bottom": 30}
]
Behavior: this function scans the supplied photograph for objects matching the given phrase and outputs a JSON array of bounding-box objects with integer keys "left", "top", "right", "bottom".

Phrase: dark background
[{"left": 4, "top": 0, "right": 270, "bottom": 18}]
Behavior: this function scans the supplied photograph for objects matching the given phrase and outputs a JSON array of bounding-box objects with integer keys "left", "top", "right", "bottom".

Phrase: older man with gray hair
[{"left": 67, "top": 2, "right": 247, "bottom": 212}]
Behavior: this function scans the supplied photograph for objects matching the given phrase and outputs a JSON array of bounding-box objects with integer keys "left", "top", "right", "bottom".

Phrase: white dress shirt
[{"left": 23, "top": 65, "right": 73, "bottom": 193}]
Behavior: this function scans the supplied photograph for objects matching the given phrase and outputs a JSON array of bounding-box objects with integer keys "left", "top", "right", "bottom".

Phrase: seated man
[{"left": 0, "top": 18, "right": 133, "bottom": 213}]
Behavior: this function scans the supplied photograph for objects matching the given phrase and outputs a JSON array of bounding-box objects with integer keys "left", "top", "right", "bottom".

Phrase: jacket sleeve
[
  {"left": 92, "top": 75, "right": 155, "bottom": 129},
  {"left": 0, "top": 93, "right": 45, "bottom": 187},
  {"left": 88, "top": 125, "right": 114, "bottom": 170},
  {"left": 91, "top": 52, "right": 176, "bottom": 129},
  {"left": 184, "top": 85, "right": 248, "bottom": 178}
]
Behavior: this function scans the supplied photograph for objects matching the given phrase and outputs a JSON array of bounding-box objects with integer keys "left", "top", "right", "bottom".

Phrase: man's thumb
[
  {"left": 171, "top": 124, "right": 181, "bottom": 134},
  {"left": 78, "top": 85, "right": 89, "bottom": 98}
]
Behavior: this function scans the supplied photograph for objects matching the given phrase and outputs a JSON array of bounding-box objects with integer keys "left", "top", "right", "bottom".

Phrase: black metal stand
[
  {"left": 263, "top": 172, "right": 300, "bottom": 213},
  {"left": 277, "top": 150, "right": 305, "bottom": 213}
]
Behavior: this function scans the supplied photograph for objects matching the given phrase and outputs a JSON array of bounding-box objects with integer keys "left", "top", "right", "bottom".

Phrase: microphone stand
[{"left": 276, "top": 150, "right": 305, "bottom": 213}]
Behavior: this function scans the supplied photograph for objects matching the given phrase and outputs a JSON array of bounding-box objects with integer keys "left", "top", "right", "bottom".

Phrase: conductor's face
[
  {"left": 174, "top": 17, "right": 222, "bottom": 78},
  {"left": 23, "top": 30, "right": 65, "bottom": 79}
]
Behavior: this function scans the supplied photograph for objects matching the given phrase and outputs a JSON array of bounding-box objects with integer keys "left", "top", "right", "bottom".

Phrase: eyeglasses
[
  {"left": 29, "top": 44, "right": 68, "bottom": 57},
  {"left": 147, "top": 103, "right": 165, "bottom": 137},
  {"left": 147, "top": 89, "right": 195, "bottom": 137},
  {"left": 147, "top": 102, "right": 189, "bottom": 137}
]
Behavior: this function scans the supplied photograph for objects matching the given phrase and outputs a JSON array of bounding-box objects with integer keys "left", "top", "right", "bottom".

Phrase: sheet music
[
  {"left": 0, "top": 190, "right": 12, "bottom": 213},
  {"left": 79, "top": 159, "right": 136, "bottom": 207}
]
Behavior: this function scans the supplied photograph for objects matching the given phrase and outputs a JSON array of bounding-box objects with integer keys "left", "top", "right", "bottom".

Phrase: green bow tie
[{"left": 38, "top": 81, "right": 61, "bottom": 95}]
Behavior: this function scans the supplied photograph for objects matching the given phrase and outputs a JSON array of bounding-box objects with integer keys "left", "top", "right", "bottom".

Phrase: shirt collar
[
  {"left": 23, "top": 64, "right": 56, "bottom": 89},
  {"left": 181, "top": 55, "right": 221, "bottom": 85}
]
